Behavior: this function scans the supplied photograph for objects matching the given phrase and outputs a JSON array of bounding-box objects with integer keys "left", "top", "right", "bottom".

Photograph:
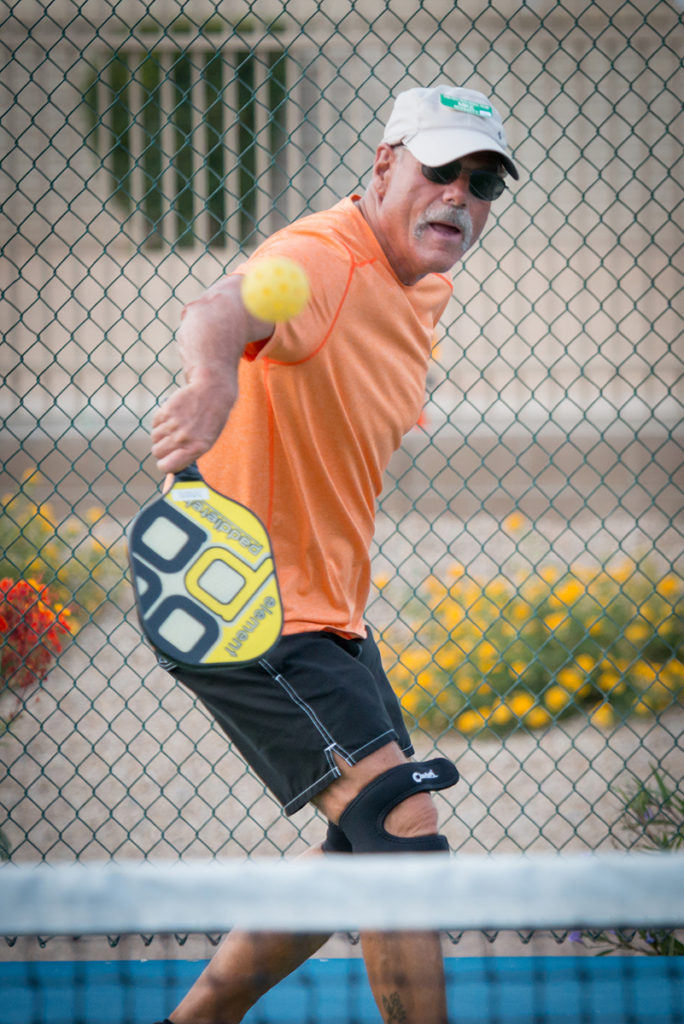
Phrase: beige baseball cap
[{"left": 382, "top": 85, "right": 519, "bottom": 179}]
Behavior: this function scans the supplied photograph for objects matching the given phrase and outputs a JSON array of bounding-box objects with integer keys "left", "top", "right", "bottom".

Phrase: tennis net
[{"left": 1, "top": 852, "right": 683, "bottom": 1023}]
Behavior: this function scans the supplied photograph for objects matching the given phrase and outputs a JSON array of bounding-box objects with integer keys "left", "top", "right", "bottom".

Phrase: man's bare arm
[{"left": 151, "top": 275, "right": 274, "bottom": 474}]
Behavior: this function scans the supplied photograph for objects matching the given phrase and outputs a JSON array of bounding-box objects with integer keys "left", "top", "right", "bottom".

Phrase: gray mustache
[
  {"left": 427, "top": 207, "right": 470, "bottom": 230},
  {"left": 424, "top": 206, "right": 474, "bottom": 250}
]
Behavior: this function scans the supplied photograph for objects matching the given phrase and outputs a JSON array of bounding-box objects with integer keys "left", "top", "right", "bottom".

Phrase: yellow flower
[
  {"left": 457, "top": 709, "right": 485, "bottom": 733},
  {"left": 590, "top": 703, "right": 615, "bottom": 728},
  {"left": 416, "top": 669, "right": 438, "bottom": 692},
  {"left": 473, "top": 641, "right": 498, "bottom": 670},
  {"left": 85, "top": 505, "right": 106, "bottom": 525},
  {"left": 443, "top": 604, "right": 465, "bottom": 629},
  {"left": 625, "top": 621, "right": 649, "bottom": 644},
  {"left": 38, "top": 502, "right": 55, "bottom": 526},
  {"left": 509, "top": 691, "right": 535, "bottom": 717},
  {"left": 503, "top": 512, "right": 526, "bottom": 534},
  {"left": 544, "top": 611, "right": 567, "bottom": 632},
  {"left": 544, "top": 685, "right": 571, "bottom": 713},
  {"left": 640, "top": 602, "right": 663, "bottom": 627},
  {"left": 610, "top": 559, "right": 636, "bottom": 584},
  {"left": 525, "top": 706, "right": 552, "bottom": 729},
  {"left": 557, "top": 667, "right": 585, "bottom": 693},
  {"left": 662, "top": 660, "right": 684, "bottom": 691},
  {"left": 457, "top": 628, "right": 481, "bottom": 654},
  {"left": 633, "top": 671, "right": 676, "bottom": 710},
  {"left": 656, "top": 575, "right": 680, "bottom": 599},
  {"left": 373, "top": 573, "right": 391, "bottom": 590},
  {"left": 631, "top": 661, "right": 659, "bottom": 688},
  {"left": 597, "top": 669, "right": 623, "bottom": 694},
  {"left": 555, "top": 578, "right": 585, "bottom": 606},
  {"left": 470, "top": 596, "right": 494, "bottom": 627},
  {"left": 425, "top": 575, "right": 448, "bottom": 607},
  {"left": 401, "top": 649, "right": 432, "bottom": 673},
  {"left": 489, "top": 703, "right": 513, "bottom": 726},
  {"left": 434, "top": 647, "right": 461, "bottom": 672},
  {"left": 462, "top": 581, "right": 483, "bottom": 606},
  {"left": 576, "top": 654, "right": 596, "bottom": 674},
  {"left": 510, "top": 602, "right": 531, "bottom": 622},
  {"left": 400, "top": 688, "right": 423, "bottom": 714},
  {"left": 484, "top": 580, "right": 511, "bottom": 603}
]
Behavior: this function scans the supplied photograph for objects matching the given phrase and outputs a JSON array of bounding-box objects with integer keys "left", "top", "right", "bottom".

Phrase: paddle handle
[{"left": 174, "top": 462, "right": 203, "bottom": 483}]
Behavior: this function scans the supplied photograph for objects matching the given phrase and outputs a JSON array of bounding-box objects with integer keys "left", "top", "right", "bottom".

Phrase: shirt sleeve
[{"left": 233, "top": 231, "right": 354, "bottom": 365}]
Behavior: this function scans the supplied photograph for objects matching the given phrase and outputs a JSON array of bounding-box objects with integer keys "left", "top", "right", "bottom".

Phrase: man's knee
[
  {"left": 384, "top": 790, "right": 440, "bottom": 839},
  {"left": 325, "top": 758, "right": 459, "bottom": 855}
]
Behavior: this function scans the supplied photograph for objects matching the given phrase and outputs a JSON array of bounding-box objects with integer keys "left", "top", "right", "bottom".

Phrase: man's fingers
[
  {"left": 154, "top": 448, "right": 197, "bottom": 475},
  {"left": 150, "top": 404, "right": 196, "bottom": 468},
  {"left": 149, "top": 381, "right": 234, "bottom": 473}
]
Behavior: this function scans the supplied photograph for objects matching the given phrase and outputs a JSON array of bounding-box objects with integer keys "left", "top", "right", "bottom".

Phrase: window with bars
[{"left": 84, "top": 27, "right": 289, "bottom": 249}]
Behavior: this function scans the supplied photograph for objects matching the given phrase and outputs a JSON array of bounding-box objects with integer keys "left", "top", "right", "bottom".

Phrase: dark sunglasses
[{"left": 420, "top": 158, "right": 506, "bottom": 202}]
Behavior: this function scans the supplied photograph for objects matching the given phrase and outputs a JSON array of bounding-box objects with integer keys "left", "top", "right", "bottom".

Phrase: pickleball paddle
[{"left": 128, "top": 463, "right": 282, "bottom": 667}]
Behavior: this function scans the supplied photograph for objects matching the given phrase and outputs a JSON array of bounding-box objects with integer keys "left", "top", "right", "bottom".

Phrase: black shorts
[{"left": 165, "top": 628, "right": 414, "bottom": 815}]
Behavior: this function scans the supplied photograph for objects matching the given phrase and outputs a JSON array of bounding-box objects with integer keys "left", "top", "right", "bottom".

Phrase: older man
[{"left": 150, "top": 84, "right": 518, "bottom": 1024}]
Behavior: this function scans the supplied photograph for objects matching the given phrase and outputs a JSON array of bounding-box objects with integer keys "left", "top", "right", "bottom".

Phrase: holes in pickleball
[
  {"left": 141, "top": 518, "right": 188, "bottom": 561},
  {"left": 147, "top": 596, "right": 219, "bottom": 663},
  {"left": 157, "top": 607, "right": 207, "bottom": 652},
  {"left": 197, "top": 559, "right": 245, "bottom": 604},
  {"left": 132, "top": 503, "right": 207, "bottom": 573}
]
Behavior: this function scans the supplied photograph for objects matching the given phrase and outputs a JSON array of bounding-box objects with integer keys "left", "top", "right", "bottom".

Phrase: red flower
[{"left": 0, "top": 578, "right": 71, "bottom": 692}]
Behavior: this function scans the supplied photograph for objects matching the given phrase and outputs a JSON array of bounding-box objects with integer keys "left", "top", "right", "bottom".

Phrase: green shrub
[
  {"left": 374, "top": 557, "right": 684, "bottom": 735},
  {"left": 570, "top": 767, "right": 684, "bottom": 955},
  {"left": 0, "top": 471, "right": 125, "bottom": 631}
]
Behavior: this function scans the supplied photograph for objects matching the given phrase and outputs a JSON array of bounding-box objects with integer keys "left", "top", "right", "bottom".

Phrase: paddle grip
[{"left": 174, "top": 462, "right": 203, "bottom": 483}]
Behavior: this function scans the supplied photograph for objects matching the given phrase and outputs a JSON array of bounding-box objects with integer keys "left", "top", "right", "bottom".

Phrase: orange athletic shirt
[{"left": 197, "top": 197, "right": 453, "bottom": 637}]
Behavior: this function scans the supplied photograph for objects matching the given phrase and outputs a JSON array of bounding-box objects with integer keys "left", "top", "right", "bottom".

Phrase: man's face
[{"left": 371, "top": 144, "right": 497, "bottom": 285}]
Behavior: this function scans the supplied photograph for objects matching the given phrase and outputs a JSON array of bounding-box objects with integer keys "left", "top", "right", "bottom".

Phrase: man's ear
[{"left": 372, "top": 143, "right": 396, "bottom": 198}]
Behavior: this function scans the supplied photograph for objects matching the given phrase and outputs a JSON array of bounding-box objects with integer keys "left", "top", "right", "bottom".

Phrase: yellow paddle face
[{"left": 129, "top": 477, "right": 282, "bottom": 667}]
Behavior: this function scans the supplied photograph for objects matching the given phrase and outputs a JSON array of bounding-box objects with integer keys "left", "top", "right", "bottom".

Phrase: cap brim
[{"left": 404, "top": 127, "right": 519, "bottom": 180}]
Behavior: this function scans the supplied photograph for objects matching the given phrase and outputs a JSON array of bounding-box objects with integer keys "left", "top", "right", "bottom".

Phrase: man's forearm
[{"left": 151, "top": 275, "right": 273, "bottom": 474}]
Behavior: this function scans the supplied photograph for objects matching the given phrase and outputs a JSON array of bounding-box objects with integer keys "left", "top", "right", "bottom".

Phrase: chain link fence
[{"left": 1, "top": 0, "right": 682, "bottom": 864}]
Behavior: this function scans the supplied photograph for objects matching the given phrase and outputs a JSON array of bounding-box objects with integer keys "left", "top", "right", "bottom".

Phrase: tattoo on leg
[{"left": 382, "top": 992, "right": 409, "bottom": 1023}]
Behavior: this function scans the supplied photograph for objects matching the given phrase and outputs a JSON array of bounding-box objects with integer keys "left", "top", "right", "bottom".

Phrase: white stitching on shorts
[
  {"left": 283, "top": 766, "right": 340, "bottom": 814},
  {"left": 260, "top": 658, "right": 342, "bottom": 751},
  {"left": 347, "top": 729, "right": 396, "bottom": 761},
  {"left": 258, "top": 656, "right": 410, "bottom": 814}
]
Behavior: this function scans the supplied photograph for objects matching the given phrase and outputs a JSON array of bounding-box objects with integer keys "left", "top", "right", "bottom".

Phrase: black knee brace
[
  {"left": 321, "top": 820, "right": 353, "bottom": 854},
  {"left": 338, "top": 757, "right": 459, "bottom": 854}
]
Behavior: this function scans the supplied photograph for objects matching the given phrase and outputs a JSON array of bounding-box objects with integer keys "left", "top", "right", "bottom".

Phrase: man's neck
[{"left": 354, "top": 191, "right": 418, "bottom": 286}]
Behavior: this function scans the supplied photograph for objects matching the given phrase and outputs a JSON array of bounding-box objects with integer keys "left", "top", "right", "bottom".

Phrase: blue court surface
[{"left": 2, "top": 955, "right": 683, "bottom": 1023}]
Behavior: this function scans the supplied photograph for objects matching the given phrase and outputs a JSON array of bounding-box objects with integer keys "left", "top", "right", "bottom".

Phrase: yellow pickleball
[{"left": 241, "top": 257, "right": 310, "bottom": 323}]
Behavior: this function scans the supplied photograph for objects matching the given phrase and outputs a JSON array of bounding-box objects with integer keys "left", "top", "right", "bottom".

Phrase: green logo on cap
[{"left": 440, "top": 94, "right": 493, "bottom": 118}]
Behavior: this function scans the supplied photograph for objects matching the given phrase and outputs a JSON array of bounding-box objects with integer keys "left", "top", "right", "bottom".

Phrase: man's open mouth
[{"left": 428, "top": 220, "right": 463, "bottom": 238}]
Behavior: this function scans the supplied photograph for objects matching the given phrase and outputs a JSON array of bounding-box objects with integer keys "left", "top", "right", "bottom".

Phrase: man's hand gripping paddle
[{"left": 128, "top": 463, "right": 282, "bottom": 668}]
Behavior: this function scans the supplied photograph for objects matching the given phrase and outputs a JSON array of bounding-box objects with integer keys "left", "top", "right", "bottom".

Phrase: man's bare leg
[
  {"left": 168, "top": 925, "right": 330, "bottom": 1024},
  {"left": 316, "top": 744, "right": 450, "bottom": 1024},
  {"left": 167, "top": 841, "right": 331, "bottom": 1024},
  {"left": 360, "top": 930, "right": 448, "bottom": 1024},
  {"left": 167, "top": 742, "right": 449, "bottom": 1024}
]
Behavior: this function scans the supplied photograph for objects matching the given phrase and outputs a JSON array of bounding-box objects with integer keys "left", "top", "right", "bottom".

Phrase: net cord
[{"left": 1, "top": 852, "right": 683, "bottom": 936}]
